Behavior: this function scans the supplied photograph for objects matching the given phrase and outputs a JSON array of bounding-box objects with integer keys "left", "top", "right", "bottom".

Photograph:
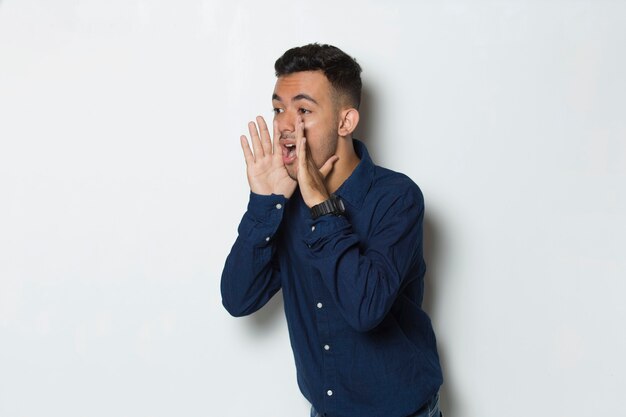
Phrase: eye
[
  {"left": 298, "top": 108, "right": 311, "bottom": 115},
  {"left": 273, "top": 108, "right": 284, "bottom": 114}
]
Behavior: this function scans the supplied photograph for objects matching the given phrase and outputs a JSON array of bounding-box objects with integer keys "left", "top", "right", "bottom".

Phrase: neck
[{"left": 325, "top": 137, "right": 360, "bottom": 194}]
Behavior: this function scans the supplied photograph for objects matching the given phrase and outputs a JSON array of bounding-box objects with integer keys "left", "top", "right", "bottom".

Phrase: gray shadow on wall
[
  {"left": 354, "top": 85, "right": 375, "bottom": 149},
  {"left": 244, "top": 290, "right": 285, "bottom": 335},
  {"left": 422, "top": 215, "right": 457, "bottom": 417}
]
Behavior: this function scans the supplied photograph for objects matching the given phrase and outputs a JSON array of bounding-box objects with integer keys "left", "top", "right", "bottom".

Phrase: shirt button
[
  {"left": 265, "top": 236, "right": 270, "bottom": 242},
  {"left": 275, "top": 203, "right": 282, "bottom": 209},
  {"left": 327, "top": 390, "right": 333, "bottom": 397},
  {"left": 311, "top": 225, "right": 316, "bottom": 232},
  {"left": 316, "top": 302, "right": 323, "bottom": 309},
  {"left": 324, "top": 344, "right": 330, "bottom": 351}
]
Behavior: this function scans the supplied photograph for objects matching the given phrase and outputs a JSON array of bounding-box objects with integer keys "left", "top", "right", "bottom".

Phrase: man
[{"left": 221, "top": 43, "right": 443, "bottom": 417}]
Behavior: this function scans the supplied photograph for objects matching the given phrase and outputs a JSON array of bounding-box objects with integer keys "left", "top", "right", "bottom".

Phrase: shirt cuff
[
  {"left": 246, "top": 192, "right": 288, "bottom": 222},
  {"left": 238, "top": 192, "right": 288, "bottom": 246}
]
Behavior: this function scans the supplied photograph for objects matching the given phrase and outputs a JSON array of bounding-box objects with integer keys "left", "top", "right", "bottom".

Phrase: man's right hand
[{"left": 240, "top": 116, "right": 297, "bottom": 198}]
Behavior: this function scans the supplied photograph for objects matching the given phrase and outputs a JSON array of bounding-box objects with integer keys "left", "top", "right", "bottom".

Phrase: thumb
[{"left": 319, "top": 155, "right": 339, "bottom": 178}]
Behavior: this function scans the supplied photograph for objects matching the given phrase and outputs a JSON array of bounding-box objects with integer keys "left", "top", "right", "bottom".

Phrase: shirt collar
[{"left": 333, "top": 139, "right": 375, "bottom": 209}]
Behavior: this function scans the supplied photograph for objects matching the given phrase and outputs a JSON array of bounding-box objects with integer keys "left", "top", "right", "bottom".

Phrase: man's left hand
[{"left": 295, "top": 117, "right": 339, "bottom": 208}]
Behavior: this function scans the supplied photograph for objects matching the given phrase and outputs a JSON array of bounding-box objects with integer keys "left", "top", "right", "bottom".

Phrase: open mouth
[{"left": 282, "top": 142, "right": 297, "bottom": 164}]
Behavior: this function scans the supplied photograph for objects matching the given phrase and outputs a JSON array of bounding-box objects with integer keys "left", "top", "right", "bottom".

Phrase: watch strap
[{"left": 311, "top": 195, "right": 345, "bottom": 219}]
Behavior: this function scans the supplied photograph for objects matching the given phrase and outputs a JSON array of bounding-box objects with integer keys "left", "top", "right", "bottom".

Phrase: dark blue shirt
[{"left": 221, "top": 140, "right": 443, "bottom": 417}]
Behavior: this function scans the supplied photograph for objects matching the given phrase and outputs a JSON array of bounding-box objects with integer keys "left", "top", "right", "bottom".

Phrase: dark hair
[{"left": 274, "top": 43, "right": 362, "bottom": 109}]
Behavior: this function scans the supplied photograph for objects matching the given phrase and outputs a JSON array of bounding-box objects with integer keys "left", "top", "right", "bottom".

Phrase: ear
[{"left": 337, "top": 108, "right": 360, "bottom": 137}]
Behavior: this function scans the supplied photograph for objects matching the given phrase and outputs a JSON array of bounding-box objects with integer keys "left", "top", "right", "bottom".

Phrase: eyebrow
[{"left": 272, "top": 93, "right": 319, "bottom": 105}]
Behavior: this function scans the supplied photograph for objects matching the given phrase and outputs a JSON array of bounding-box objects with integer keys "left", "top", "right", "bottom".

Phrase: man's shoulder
[{"left": 370, "top": 164, "right": 424, "bottom": 205}]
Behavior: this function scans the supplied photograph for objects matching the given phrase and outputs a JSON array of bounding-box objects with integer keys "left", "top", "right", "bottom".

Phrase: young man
[{"left": 221, "top": 44, "right": 443, "bottom": 417}]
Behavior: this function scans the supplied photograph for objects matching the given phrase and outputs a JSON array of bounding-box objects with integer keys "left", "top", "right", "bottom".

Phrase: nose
[{"left": 275, "top": 109, "right": 297, "bottom": 138}]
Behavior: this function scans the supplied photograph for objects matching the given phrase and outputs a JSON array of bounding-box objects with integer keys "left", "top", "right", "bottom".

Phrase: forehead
[{"left": 273, "top": 70, "right": 333, "bottom": 102}]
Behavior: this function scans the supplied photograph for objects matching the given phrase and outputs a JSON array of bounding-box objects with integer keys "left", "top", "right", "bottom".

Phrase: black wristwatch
[{"left": 310, "top": 195, "right": 345, "bottom": 219}]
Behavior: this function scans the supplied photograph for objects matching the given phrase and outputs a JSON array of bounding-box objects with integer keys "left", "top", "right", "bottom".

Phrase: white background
[{"left": 1, "top": 1, "right": 625, "bottom": 416}]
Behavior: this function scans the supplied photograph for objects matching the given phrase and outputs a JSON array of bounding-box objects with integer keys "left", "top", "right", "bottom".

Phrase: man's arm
[
  {"left": 304, "top": 188, "right": 425, "bottom": 332},
  {"left": 295, "top": 123, "right": 425, "bottom": 332},
  {"left": 220, "top": 192, "right": 287, "bottom": 317},
  {"left": 221, "top": 116, "right": 293, "bottom": 317}
]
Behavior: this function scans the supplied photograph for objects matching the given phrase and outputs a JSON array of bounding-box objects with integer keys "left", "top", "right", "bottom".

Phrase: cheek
[
  {"left": 302, "top": 120, "right": 322, "bottom": 149},
  {"left": 303, "top": 117, "right": 318, "bottom": 134},
  {"left": 302, "top": 115, "right": 336, "bottom": 152},
  {"left": 303, "top": 115, "right": 334, "bottom": 141}
]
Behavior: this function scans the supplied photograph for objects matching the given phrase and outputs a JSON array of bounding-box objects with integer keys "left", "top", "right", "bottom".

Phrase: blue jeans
[{"left": 310, "top": 392, "right": 442, "bottom": 417}]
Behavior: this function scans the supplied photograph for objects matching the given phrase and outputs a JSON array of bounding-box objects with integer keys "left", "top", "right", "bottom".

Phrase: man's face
[{"left": 272, "top": 70, "right": 340, "bottom": 180}]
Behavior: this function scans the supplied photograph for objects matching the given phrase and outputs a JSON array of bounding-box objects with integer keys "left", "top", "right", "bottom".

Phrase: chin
[{"left": 286, "top": 167, "right": 298, "bottom": 181}]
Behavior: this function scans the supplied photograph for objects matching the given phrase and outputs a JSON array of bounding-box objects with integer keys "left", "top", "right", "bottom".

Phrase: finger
[
  {"left": 256, "top": 116, "right": 272, "bottom": 155},
  {"left": 295, "top": 116, "right": 304, "bottom": 143},
  {"left": 296, "top": 117, "right": 306, "bottom": 166},
  {"left": 248, "top": 121, "right": 264, "bottom": 158},
  {"left": 272, "top": 119, "right": 281, "bottom": 158},
  {"left": 319, "top": 155, "right": 339, "bottom": 178},
  {"left": 297, "top": 135, "right": 305, "bottom": 161},
  {"left": 297, "top": 135, "right": 307, "bottom": 175},
  {"left": 240, "top": 135, "right": 254, "bottom": 165}
]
